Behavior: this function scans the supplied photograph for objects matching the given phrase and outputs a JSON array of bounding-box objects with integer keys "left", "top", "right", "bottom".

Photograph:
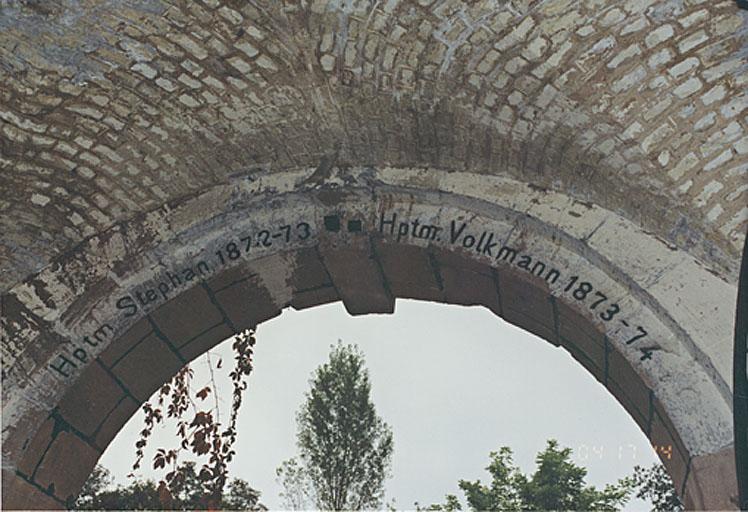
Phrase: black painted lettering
[
  {"left": 72, "top": 348, "right": 88, "bottom": 363},
  {"left": 145, "top": 289, "right": 158, "bottom": 302},
  {"left": 530, "top": 261, "right": 546, "bottom": 277},
  {"left": 297, "top": 222, "right": 311, "bottom": 240},
  {"left": 545, "top": 268, "right": 560, "bottom": 284},
  {"left": 49, "top": 355, "right": 77, "bottom": 377},
  {"left": 226, "top": 242, "right": 240, "bottom": 260},
  {"left": 626, "top": 326, "right": 648, "bottom": 345},
  {"left": 517, "top": 255, "right": 532, "bottom": 270},
  {"left": 397, "top": 222, "right": 409, "bottom": 242},
  {"left": 590, "top": 291, "right": 608, "bottom": 309},
  {"left": 410, "top": 219, "right": 421, "bottom": 236},
  {"left": 417, "top": 224, "right": 441, "bottom": 240},
  {"left": 197, "top": 260, "right": 210, "bottom": 275},
  {"left": 565, "top": 275, "right": 579, "bottom": 292},
  {"left": 134, "top": 290, "right": 151, "bottom": 306},
  {"left": 166, "top": 271, "right": 182, "bottom": 288},
  {"left": 476, "top": 232, "right": 487, "bottom": 253},
  {"left": 116, "top": 296, "right": 138, "bottom": 317},
  {"left": 462, "top": 235, "right": 476, "bottom": 248},
  {"left": 158, "top": 282, "right": 170, "bottom": 300},
  {"left": 600, "top": 303, "right": 620, "bottom": 321},
  {"left": 481, "top": 233, "right": 497, "bottom": 256},
  {"left": 496, "top": 246, "right": 517, "bottom": 263},
  {"left": 573, "top": 282, "right": 593, "bottom": 300},
  {"left": 639, "top": 348, "right": 654, "bottom": 361},
  {"left": 280, "top": 224, "right": 292, "bottom": 241},
  {"left": 449, "top": 221, "right": 467, "bottom": 244},
  {"left": 183, "top": 268, "right": 196, "bottom": 281},
  {"left": 93, "top": 323, "right": 113, "bottom": 342},
  {"left": 379, "top": 212, "right": 397, "bottom": 235}
]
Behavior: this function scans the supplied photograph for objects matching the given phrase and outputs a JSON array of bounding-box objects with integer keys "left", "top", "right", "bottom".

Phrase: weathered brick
[
  {"left": 650, "top": 404, "right": 690, "bottom": 494},
  {"left": 497, "top": 270, "right": 556, "bottom": 343},
  {"left": 213, "top": 276, "right": 281, "bottom": 331},
  {"left": 16, "top": 417, "right": 56, "bottom": 478},
  {"left": 94, "top": 396, "right": 140, "bottom": 450},
  {"left": 684, "top": 444, "right": 740, "bottom": 510},
  {"left": 34, "top": 431, "right": 99, "bottom": 502},
  {"left": 151, "top": 285, "right": 223, "bottom": 347},
  {"left": 374, "top": 241, "right": 442, "bottom": 302},
  {"left": 2, "top": 469, "right": 62, "bottom": 510},
  {"left": 180, "top": 323, "right": 235, "bottom": 363},
  {"left": 606, "top": 349, "right": 651, "bottom": 430},
  {"left": 98, "top": 317, "right": 151, "bottom": 368},
  {"left": 318, "top": 238, "right": 394, "bottom": 315},
  {"left": 556, "top": 298, "right": 606, "bottom": 381},
  {"left": 110, "top": 333, "right": 183, "bottom": 402},
  {"left": 58, "top": 362, "right": 124, "bottom": 437},
  {"left": 431, "top": 247, "right": 501, "bottom": 316}
]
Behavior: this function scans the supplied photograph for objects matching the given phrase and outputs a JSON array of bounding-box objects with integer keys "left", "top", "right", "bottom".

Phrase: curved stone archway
[
  {"left": 2, "top": 168, "right": 741, "bottom": 509},
  {"left": 1, "top": 1, "right": 746, "bottom": 510}
]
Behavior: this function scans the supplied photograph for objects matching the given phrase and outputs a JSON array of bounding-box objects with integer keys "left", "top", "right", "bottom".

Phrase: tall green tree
[
  {"left": 277, "top": 341, "right": 394, "bottom": 510},
  {"left": 629, "top": 463, "right": 683, "bottom": 512},
  {"left": 426, "top": 440, "right": 633, "bottom": 511},
  {"left": 458, "top": 446, "right": 525, "bottom": 511}
]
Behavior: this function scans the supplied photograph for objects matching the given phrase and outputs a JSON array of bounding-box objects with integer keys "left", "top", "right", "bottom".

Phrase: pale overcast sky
[{"left": 99, "top": 300, "right": 659, "bottom": 510}]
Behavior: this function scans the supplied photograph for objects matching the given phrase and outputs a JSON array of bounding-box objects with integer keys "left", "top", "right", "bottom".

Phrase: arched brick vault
[{"left": 0, "top": 0, "right": 746, "bottom": 510}]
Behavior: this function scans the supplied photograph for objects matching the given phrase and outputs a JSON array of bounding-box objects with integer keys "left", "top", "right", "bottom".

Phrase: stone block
[
  {"left": 2, "top": 469, "right": 62, "bottom": 510},
  {"left": 374, "top": 241, "right": 442, "bottom": 301},
  {"left": 557, "top": 299, "right": 606, "bottom": 381},
  {"left": 110, "top": 332, "right": 183, "bottom": 402},
  {"left": 290, "top": 248, "right": 333, "bottom": 292},
  {"left": 206, "top": 260, "right": 255, "bottom": 293},
  {"left": 98, "top": 317, "right": 151, "bottom": 368},
  {"left": 318, "top": 237, "right": 394, "bottom": 315},
  {"left": 150, "top": 285, "right": 223, "bottom": 347},
  {"left": 0, "top": 405, "right": 52, "bottom": 479},
  {"left": 652, "top": 397, "right": 690, "bottom": 475},
  {"left": 33, "top": 431, "right": 99, "bottom": 503},
  {"left": 58, "top": 362, "right": 125, "bottom": 438},
  {"left": 684, "top": 444, "right": 740, "bottom": 510},
  {"left": 244, "top": 252, "right": 297, "bottom": 308},
  {"left": 562, "top": 343, "right": 603, "bottom": 387},
  {"left": 16, "top": 416, "right": 55, "bottom": 478},
  {"left": 213, "top": 276, "right": 281, "bottom": 331},
  {"left": 431, "top": 247, "right": 501, "bottom": 315},
  {"left": 649, "top": 406, "right": 689, "bottom": 494},
  {"left": 291, "top": 285, "right": 339, "bottom": 311},
  {"left": 432, "top": 246, "right": 496, "bottom": 276},
  {"left": 180, "top": 322, "right": 235, "bottom": 363},
  {"left": 606, "top": 349, "right": 650, "bottom": 430},
  {"left": 94, "top": 396, "right": 140, "bottom": 451},
  {"left": 497, "top": 270, "right": 556, "bottom": 343}
]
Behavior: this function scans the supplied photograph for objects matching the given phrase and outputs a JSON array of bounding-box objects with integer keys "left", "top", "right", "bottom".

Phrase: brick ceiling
[{"left": 1, "top": 0, "right": 746, "bottom": 288}]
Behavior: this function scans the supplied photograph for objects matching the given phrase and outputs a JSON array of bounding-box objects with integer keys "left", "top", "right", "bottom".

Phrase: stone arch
[
  {"left": 1, "top": 168, "right": 740, "bottom": 509},
  {"left": 1, "top": 0, "right": 746, "bottom": 509}
]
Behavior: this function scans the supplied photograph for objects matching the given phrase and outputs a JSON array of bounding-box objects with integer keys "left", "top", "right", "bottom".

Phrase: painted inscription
[
  {"left": 48, "top": 221, "right": 313, "bottom": 378},
  {"left": 377, "top": 211, "right": 658, "bottom": 360},
  {"left": 48, "top": 207, "right": 660, "bottom": 379}
]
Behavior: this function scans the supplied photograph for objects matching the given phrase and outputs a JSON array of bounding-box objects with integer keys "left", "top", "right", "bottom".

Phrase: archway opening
[{"left": 98, "top": 299, "right": 665, "bottom": 510}]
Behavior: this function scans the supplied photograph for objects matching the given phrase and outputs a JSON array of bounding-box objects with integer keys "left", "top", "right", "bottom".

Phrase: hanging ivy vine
[{"left": 129, "top": 329, "right": 257, "bottom": 509}]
